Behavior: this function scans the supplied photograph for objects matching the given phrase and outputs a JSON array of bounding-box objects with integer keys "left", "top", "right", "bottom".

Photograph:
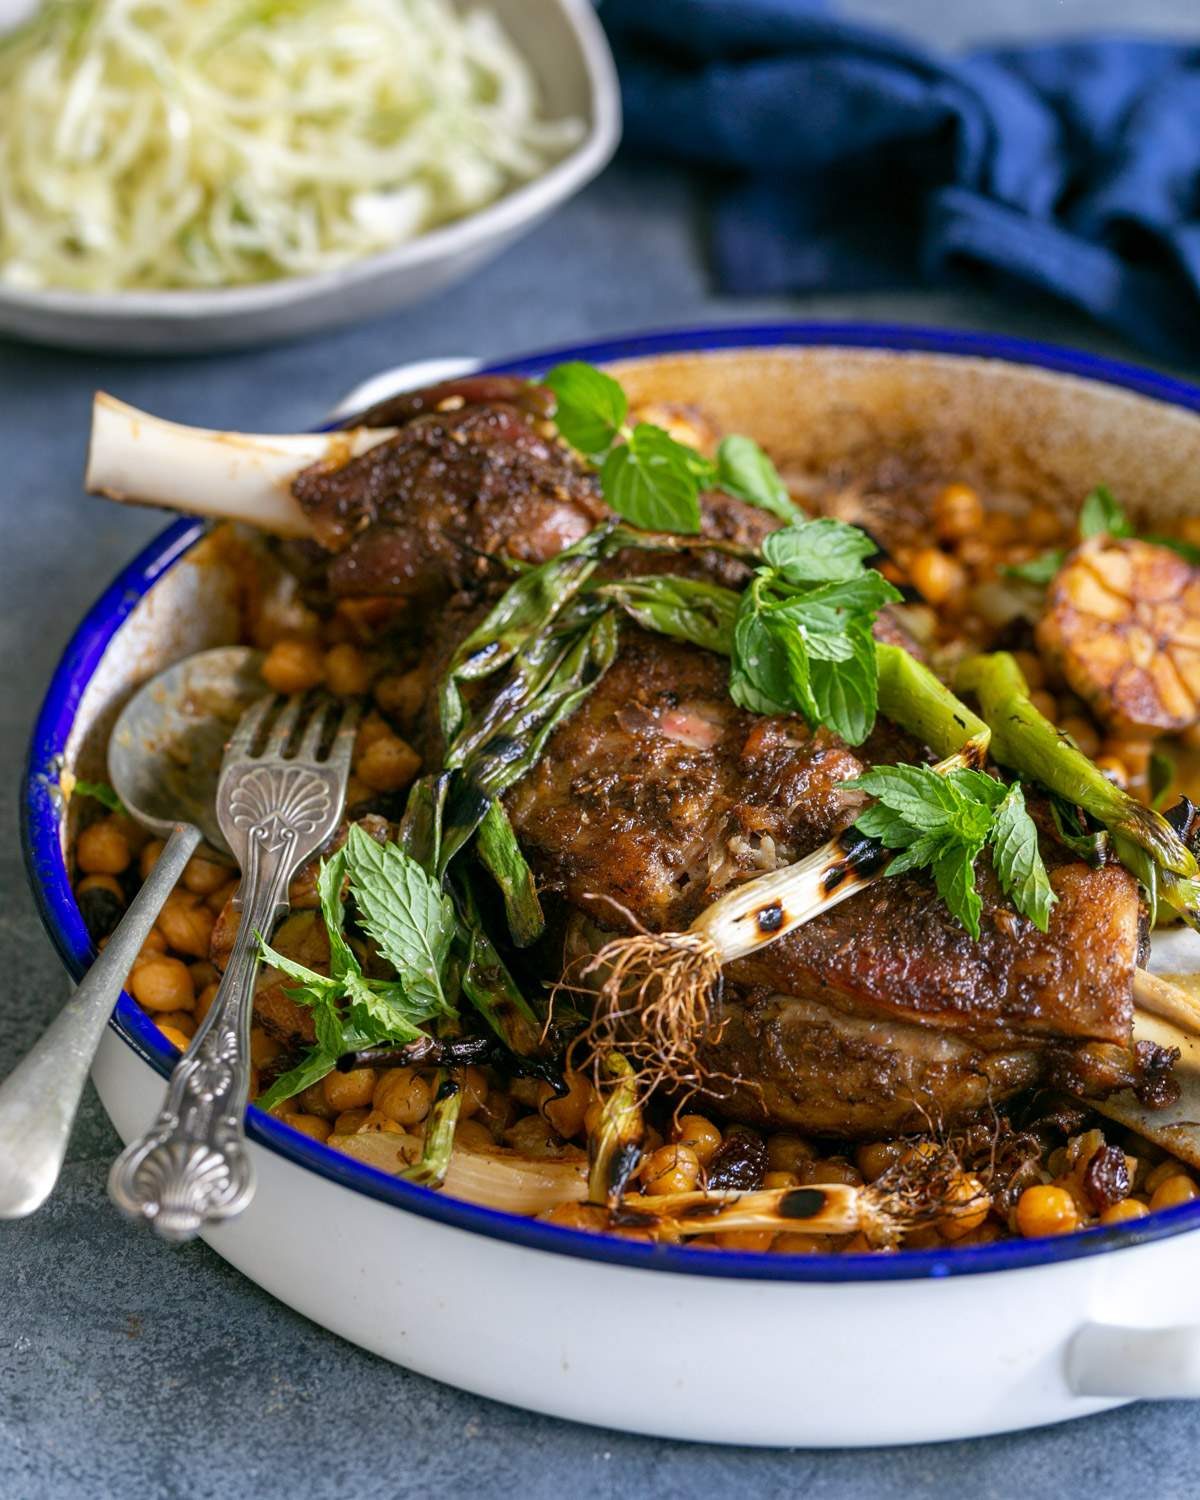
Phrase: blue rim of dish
[{"left": 22, "top": 320, "right": 1200, "bottom": 1283}]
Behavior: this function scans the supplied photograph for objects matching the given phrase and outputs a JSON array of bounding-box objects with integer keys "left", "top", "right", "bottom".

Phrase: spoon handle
[
  {"left": 107, "top": 829, "right": 291, "bottom": 1242},
  {"left": 0, "top": 822, "right": 202, "bottom": 1219}
]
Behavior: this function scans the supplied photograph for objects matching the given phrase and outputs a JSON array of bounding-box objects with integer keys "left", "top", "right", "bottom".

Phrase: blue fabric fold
[{"left": 599, "top": 0, "right": 1200, "bottom": 359}]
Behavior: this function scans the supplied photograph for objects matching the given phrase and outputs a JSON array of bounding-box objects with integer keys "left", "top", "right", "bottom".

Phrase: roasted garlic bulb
[{"left": 1036, "top": 537, "right": 1200, "bottom": 734}]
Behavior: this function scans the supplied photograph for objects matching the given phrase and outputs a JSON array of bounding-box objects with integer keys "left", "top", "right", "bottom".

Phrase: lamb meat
[
  {"left": 294, "top": 376, "right": 778, "bottom": 598},
  {"left": 505, "top": 629, "right": 1145, "bottom": 1135}
]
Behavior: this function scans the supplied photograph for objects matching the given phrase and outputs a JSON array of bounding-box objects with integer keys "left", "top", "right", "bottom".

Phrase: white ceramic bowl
[
  {"left": 24, "top": 326, "right": 1200, "bottom": 1446},
  {"left": 0, "top": 0, "right": 619, "bottom": 354}
]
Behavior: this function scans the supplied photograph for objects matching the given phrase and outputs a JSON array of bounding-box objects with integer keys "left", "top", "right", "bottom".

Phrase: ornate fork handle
[{"left": 108, "top": 820, "right": 295, "bottom": 1242}]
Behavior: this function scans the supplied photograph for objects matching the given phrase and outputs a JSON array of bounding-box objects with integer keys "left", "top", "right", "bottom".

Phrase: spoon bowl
[{"left": 108, "top": 646, "right": 264, "bottom": 857}]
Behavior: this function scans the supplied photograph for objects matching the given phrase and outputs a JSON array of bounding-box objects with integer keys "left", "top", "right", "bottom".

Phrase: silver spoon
[{"left": 0, "top": 646, "right": 263, "bottom": 1220}]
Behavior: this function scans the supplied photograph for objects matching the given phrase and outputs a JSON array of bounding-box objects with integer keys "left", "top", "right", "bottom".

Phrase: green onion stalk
[{"left": 955, "top": 652, "right": 1200, "bottom": 927}]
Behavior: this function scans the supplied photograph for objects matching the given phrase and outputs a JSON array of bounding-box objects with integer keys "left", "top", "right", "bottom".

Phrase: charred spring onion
[{"left": 955, "top": 652, "right": 1200, "bottom": 926}]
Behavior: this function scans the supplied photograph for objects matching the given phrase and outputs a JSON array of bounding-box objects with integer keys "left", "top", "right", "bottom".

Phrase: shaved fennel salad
[{"left": 0, "top": 0, "right": 583, "bottom": 294}]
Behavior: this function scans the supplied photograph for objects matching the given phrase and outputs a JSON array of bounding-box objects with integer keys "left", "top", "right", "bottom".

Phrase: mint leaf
[
  {"left": 729, "top": 588, "right": 812, "bottom": 719},
  {"left": 543, "top": 361, "right": 627, "bottom": 458},
  {"left": 845, "top": 763, "right": 964, "bottom": 829},
  {"left": 343, "top": 825, "right": 456, "bottom": 1016},
  {"left": 716, "top": 435, "right": 803, "bottom": 523},
  {"left": 989, "top": 782, "right": 1057, "bottom": 931},
  {"left": 1004, "top": 550, "right": 1064, "bottom": 586},
  {"left": 72, "top": 778, "right": 125, "bottom": 814},
  {"left": 763, "top": 518, "right": 877, "bottom": 583},
  {"left": 847, "top": 762, "right": 1054, "bottom": 939},
  {"left": 933, "top": 838, "right": 985, "bottom": 940},
  {"left": 1079, "top": 485, "right": 1133, "bottom": 540},
  {"left": 257, "top": 1048, "right": 340, "bottom": 1111},
  {"left": 807, "top": 624, "right": 877, "bottom": 745},
  {"left": 317, "top": 848, "right": 358, "bottom": 982},
  {"left": 601, "top": 423, "right": 703, "bottom": 534}
]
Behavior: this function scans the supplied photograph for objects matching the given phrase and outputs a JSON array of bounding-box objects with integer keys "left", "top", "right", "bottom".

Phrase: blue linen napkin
[{"left": 599, "top": 0, "right": 1200, "bottom": 360}]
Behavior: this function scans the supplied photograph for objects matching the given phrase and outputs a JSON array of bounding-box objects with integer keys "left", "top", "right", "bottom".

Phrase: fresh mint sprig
[
  {"left": 543, "top": 360, "right": 802, "bottom": 533},
  {"left": 729, "top": 518, "right": 901, "bottom": 744},
  {"left": 256, "top": 828, "right": 456, "bottom": 1108},
  {"left": 845, "top": 764, "right": 1056, "bottom": 939}
]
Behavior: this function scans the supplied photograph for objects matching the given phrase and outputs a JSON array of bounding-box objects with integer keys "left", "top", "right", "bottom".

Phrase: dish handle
[
  {"left": 1068, "top": 1322, "right": 1200, "bottom": 1398},
  {"left": 327, "top": 356, "right": 482, "bottom": 422}
]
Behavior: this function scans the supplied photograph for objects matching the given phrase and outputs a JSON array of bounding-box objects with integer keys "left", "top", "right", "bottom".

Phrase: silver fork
[{"left": 108, "top": 692, "right": 358, "bottom": 1243}]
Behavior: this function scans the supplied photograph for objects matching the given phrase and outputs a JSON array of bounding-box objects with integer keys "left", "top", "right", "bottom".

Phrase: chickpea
[
  {"left": 77, "top": 873, "right": 124, "bottom": 901},
  {"left": 1058, "top": 715, "right": 1100, "bottom": 758},
  {"left": 762, "top": 1171, "right": 800, "bottom": 1190},
  {"left": 773, "top": 1233, "right": 833, "bottom": 1255},
  {"left": 158, "top": 1025, "right": 192, "bottom": 1052},
  {"left": 1009, "top": 651, "right": 1046, "bottom": 691},
  {"left": 1095, "top": 755, "right": 1128, "bottom": 789},
  {"left": 357, "top": 1109, "right": 408, "bottom": 1135},
  {"left": 250, "top": 1027, "right": 284, "bottom": 1069},
  {"left": 282, "top": 1114, "right": 332, "bottom": 1144},
  {"left": 640, "top": 1144, "right": 701, "bottom": 1196},
  {"left": 1150, "top": 1174, "right": 1200, "bottom": 1212},
  {"left": 76, "top": 819, "right": 132, "bottom": 875},
  {"left": 1015, "top": 1184, "right": 1079, "bottom": 1238},
  {"left": 455, "top": 1118, "right": 495, "bottom": 1151},
  {"left": 355, "top": 713, "right": 393, "bottom": 758},
  {"left": 1029, "top": 689, "right": 1059, "bottom": 722},
  {"left": 1144, "top": 1159, "right": 1188, "bottom": 1194},
  {"left": 766, "top": 1133, "right": 816, "bottom": 1176},
  {"left": 139, "top": 839, "right": 165, "bottom": 881},
  {"left": 455, "top": 1066, "right": 489, "bottom": 1121},
  {"left": 207, "top": 878, "right": 240, "bottom": 914},
  {"left": 937, "top": 1173, "right": 991, "bottom": 1241},
  {"left": 261, "top": 638, "right": 324, "bottom": 695},
  {"left": 807, "top": 1157, "right": 863, "bottom": 1187},
  {"left": 674, "top": 1114, "right": 723, "bottom": 1168},
  {"left": 157, "top": 892, "right": 215, "bottom": 958},
  {"left": 855, "top": 1140, "right": 906, "bottom": 1182},
  {"left": 932, "top": 483, "right": 984, "bottom": 542},
  {"left": 158, "top": 1010, "right": 197, "bottom": 1040},
  {"left": 182, "top": 855, "right": 231, "bottom": 897},
  {"left": 130, "top": 957, "right": 195, "bottom": 1013},
  {"left": 298, "top": 1081, "right": 335, "bottom": 1120},
  {"left": 194, "top": 981, "right": 219, "bottom": 1026},
  {"left": 130, "top": 935, "right": 167, "bottom": 971},
  {"left": 539, "top": 1202, "right": 608, "bottom": 1233},
  {"left": 323, "top": 1066, "right": 378, "bottom": 1114},
  {"left": 1100, "top": 1198, "right": 1150, "bottom": 1226},
  {"left": 909, "top": 547, "right": 967, "bottom": 607},
  {"left": 536, "top": 1071, "right": 590, "bottom": 1138},
  {"left": 344, "top": 776, "right": 375, "bottom": 810},
  {"left": 189, "top": 960, "right": 218, "bottom": 991},
  {"left": 1027, "top": 505, "right": 1066, "bottom": 545},
  {"left": 714, "top": 1230, "right": 774, "bottom": 1252},
  {"left": 334, "top": 1109, "right": 371, "bottom": 1135},
  {"left": 374, "top": 1068, "right": 433, "bottom": 1126},
  {"left": 324, "top": 642, "right": 371, "bottom": 697},
  {"left": 356, "top": 735, "right": 421, "bottom": 793},
  {"left": 373, "top": 666, "right": 429, "bottom": 727}
]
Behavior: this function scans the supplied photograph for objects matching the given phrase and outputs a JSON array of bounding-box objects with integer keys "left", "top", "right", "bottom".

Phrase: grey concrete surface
[{"left": 4, "top": 2, "right": 1200, "bottom": 1496}]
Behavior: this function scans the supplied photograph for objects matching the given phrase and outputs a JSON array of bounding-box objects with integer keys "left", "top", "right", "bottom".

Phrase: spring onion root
[{"left": 86, "top": 393, "right": 394, "bottom": 537}]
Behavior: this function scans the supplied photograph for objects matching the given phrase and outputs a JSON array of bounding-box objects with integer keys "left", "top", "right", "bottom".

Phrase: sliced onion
[
  {"left": 442, "top": 1146, "right": 587, "bottom": 1215},
  {"left": 326, "top": 1130, "right": 586, "bottom": 1216}
]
